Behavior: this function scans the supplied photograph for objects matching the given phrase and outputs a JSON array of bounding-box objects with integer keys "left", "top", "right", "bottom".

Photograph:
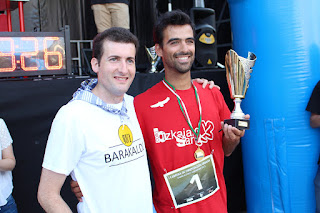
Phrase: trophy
[
  {"left": 145, "top": 46, "right": 159, "bottom": 73},
  {"left": 224, "top": 49, "right": 257, "bottom": 130}
]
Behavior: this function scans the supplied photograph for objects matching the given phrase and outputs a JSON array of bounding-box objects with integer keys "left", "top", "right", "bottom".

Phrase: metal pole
[
  {"left": 18, "top": 1, "right": 25, "bottom": 31},
  {"left": 6, "top": 0, "right": 12, "bottom": 31}
]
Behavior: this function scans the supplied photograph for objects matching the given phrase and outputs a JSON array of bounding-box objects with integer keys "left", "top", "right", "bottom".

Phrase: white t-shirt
[
  {"left": 42, "top": 94, "right": 153, "bottom": 213},
  {"left": 0, "top": 118, "right": 14, "bottom": 206}
]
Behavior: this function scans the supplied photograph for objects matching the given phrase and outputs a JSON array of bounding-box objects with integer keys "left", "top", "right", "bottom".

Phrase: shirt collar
[{"left": 71, "top": 79, "right": 129, "bottom": 119}]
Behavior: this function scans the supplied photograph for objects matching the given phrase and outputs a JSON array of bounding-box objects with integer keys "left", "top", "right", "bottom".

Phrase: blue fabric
[
  {"left": 0, "top": 195, "right": 18, "bottom": 213},
  {"left": 71, "top": 79, "right": 129, "bottom": 119},
  {"left": 228, "top": 0, "right": 320, "bottom": 212}
]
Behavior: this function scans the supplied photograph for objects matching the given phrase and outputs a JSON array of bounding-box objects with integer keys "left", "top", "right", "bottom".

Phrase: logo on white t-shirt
[
  {"left": 118, "top": 124, "right": 133, "bottom": 146},
  {"left": 153, "top": 120, "right": 215, "bottom": 147},
  {"left": 104, "top": 125, "right": 146, "bottom": 166}
]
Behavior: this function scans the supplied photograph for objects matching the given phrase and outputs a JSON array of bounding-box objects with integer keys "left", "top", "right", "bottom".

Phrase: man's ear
[
  {"left": 155, "top": 44, "right": 163, "bottom": 57},
  {"left": 91, "top": 58, "right": 99, "bottom": 74}
]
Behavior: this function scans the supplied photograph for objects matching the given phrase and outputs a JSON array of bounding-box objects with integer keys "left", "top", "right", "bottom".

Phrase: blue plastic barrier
[{"left": 227, "top": 0, "right": 320, "bottom": 212}]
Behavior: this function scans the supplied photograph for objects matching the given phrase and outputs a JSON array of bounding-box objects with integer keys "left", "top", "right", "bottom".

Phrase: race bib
[{"left": 164, "top": 155, "right": 219, "bottom": 209}]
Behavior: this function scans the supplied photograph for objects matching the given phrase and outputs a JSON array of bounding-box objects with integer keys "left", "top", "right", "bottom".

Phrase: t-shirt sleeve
[
  {"left": 42, "top": 105, "right": 85, "bottom": 176},
  {"left": 133, "top": 96, "right": 146, "bottom": 138},
  {"left": 212, "top": 88, "right": 231, "bottom": 121},
  {"left": 306, "top": 81, "right": 320, "bottom": 114},
  {"left": 0, "top": 118, "right": 13, "bottom": 150}
]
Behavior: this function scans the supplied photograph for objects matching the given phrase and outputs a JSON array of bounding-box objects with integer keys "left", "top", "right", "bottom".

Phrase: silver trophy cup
[
  {"left": 224, "top": 49, "right": 257, "bottom": 130},
  {"left": 145, "top": 46, "right": 159, "bottom": 73}
]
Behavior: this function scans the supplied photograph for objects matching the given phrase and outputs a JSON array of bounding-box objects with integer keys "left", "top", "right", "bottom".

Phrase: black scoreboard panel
[{"left": 0, "top": 26, "right": 71, "bottom": 77}]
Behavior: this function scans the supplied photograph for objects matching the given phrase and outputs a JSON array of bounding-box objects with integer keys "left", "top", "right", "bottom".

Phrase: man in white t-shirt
[{"left": 37, "top": 27, "right": 153, "bottom": 213}]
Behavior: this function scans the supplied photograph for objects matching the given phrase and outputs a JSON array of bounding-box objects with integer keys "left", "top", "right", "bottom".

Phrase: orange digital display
[{"left": 0, "top": 36, "right": 66, "bottom": 73}]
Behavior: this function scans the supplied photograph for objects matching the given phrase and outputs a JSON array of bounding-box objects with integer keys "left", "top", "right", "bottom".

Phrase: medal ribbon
[{"left": 162, "top": 78, "right": 202, "bottom": 142}]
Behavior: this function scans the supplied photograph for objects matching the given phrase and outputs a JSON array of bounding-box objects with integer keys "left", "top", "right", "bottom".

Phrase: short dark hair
[
  {"left": 153, "top": 10, "right": 195, "bottom": 47},
  {"left": 92, "top": 27, "right": 139, "bottom": 64}
]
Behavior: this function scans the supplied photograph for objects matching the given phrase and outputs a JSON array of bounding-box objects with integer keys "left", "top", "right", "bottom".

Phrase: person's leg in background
[
  {"left": 91, "top": 4, "right": 112, "bottom": 33},
  {"left": 108, "top": 3, "right": 129, "bottom": 29}
]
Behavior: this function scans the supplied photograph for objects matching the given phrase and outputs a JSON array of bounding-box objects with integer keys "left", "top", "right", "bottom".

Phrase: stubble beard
[{"left": 172, "top": 52, "right": 195, "bottom": 73}]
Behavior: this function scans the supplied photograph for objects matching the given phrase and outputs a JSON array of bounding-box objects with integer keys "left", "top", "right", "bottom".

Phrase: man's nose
[
  {"left": 180, "top": 41, "right": 190, "bottom": 53},
  {"left": 118, "top": 60, "right": 129, "bottom": 73}
]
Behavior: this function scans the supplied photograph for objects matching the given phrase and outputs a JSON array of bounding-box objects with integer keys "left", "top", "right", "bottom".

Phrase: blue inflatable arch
[{"left": 227, "top": 0, "right": 320, "bottom": 212}]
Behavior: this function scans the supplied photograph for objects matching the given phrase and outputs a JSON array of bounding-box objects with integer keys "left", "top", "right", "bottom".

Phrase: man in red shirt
[{"left": 134, "top": 10, "right": 248, "bottom": 213}]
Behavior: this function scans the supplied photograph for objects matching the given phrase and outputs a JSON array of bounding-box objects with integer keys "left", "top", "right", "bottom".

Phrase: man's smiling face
[{"left": 156, "top": 24, "right": 195, "bottom": 74}]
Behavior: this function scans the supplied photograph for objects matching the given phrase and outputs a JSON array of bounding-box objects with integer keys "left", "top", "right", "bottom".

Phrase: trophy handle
[{"left": 225, "top": 50, "right": 235, "bottom": 99}]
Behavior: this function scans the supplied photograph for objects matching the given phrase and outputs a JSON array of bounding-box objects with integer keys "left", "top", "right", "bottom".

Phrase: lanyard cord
[{"left": 163, "top": 78, "right": 202, "bottom": 141}]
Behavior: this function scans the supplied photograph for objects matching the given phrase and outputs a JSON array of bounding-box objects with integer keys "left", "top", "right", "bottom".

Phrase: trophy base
[{"left": 224, "top": 118, "right": 250, "bottom": 130}]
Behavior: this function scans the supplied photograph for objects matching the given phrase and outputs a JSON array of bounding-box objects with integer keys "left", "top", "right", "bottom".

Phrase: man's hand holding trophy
[{"left": 224, "top": 49, "right": 257, "bottom": 130}]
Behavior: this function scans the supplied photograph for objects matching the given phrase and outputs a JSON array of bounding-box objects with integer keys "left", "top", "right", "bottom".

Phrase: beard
[{"left": 171, "top": 51, "right": 195, "bottom": 73}]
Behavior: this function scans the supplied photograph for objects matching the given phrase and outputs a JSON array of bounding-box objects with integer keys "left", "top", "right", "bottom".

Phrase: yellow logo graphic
[
  {"left": 207, "top": 59, "right": 212, "bottom": 64},
  {"left": 199, "top": 33, "right": 215, "bottom": 44},
  {"left": 118, "top": 124, "right": 133, "bottom": 146}
]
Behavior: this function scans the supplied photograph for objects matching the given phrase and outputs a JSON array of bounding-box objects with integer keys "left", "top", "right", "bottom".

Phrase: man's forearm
[
  {"left": 222, "top": 136, "right": 240, "bottom": 157},
  {"left": 38, "top": 168, "right": 71, "bottom": 213},
  {"left": 38, "top": 193, "right": 72, "bottom": 213},
  {"left": 310, "top": 113, "right": 320, "bottom": 128}
]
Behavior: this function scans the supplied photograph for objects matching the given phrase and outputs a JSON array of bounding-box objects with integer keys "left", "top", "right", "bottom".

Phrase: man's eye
[
  {"left": 110, "top": 58, "right": 118, "bottom": 62},
  {"left": 170, "top": 41, "right": 178, "bottom": 45},
  {"left": 128, "top": 59, "right": 135, "bottom": 64}
]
